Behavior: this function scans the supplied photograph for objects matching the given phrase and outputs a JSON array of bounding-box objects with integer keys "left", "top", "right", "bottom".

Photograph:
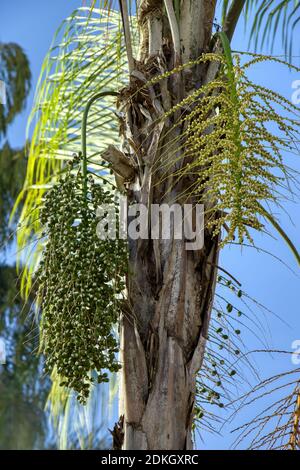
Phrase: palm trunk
[{"left": 118, "top": 0, "right": 220, "bottom": 450}]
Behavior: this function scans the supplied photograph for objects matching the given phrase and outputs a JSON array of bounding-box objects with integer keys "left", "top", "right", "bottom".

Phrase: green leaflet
[{"left": 258, "top": 202, "right": 300, "bottom": 266}]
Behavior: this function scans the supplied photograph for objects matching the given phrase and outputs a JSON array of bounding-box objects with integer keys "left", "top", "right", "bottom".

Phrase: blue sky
[{"left": 1, "top": 0, "right": 300, "bottom": 450}]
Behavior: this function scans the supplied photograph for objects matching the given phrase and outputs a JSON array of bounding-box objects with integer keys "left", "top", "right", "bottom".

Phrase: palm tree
[{"left": 17, "top": 1, "right": 300, "bottom": 450}]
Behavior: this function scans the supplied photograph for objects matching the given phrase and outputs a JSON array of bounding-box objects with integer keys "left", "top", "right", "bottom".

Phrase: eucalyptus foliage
[
  {"left": 157, "top": 51, "right": 300, "bottom": 246},
  {"left": 15, "top": 6, "right": 128, "bottom": 297}
]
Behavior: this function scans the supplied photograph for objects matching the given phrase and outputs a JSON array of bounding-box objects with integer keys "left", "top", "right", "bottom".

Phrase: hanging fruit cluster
[{"left": 37, "top": 157, "right": 127, "bottom": 403}]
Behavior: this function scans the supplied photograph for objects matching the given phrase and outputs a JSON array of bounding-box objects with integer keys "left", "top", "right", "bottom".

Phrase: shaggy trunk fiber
[{"left": 118, "top": 0, "right": 219, "bottom": 450}]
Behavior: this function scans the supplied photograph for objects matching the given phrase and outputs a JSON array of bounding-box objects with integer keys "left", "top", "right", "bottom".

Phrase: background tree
[{"left": 16, "top": 0, "right": 300, "bottom": 451}]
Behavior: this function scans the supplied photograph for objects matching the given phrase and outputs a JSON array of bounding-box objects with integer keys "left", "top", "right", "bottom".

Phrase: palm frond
[
  {"left": 0, "top": 265, "right": 49, "bottom": 449},
  {"left": 244, "top": 0, "right": 300, "bottom": 60}
]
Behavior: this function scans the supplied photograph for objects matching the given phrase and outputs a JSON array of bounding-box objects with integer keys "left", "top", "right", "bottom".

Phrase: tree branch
[{"left": 223, "top": 0, "right": 246, "bottom": 42}]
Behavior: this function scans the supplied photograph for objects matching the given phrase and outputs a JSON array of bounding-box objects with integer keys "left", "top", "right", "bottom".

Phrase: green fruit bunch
[{"left": 37, "top": 157, "right": 127, "bottom": 403}]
